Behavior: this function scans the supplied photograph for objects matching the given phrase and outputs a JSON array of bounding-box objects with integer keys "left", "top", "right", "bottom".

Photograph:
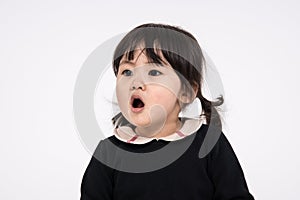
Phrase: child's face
[{"left": 116, "top": 49, "right": 182, "bottom": 137}]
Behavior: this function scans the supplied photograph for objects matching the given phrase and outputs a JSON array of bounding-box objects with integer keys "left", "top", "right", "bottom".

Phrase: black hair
[{"left": 111, "top": 23, "right": 224, "bottom": 131}]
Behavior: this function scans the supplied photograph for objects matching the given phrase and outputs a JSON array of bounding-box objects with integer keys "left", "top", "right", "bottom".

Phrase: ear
[
  {"left": 178, "top": 92, "right": 191, "bottom": 104},
  {"left": 178, "top": 81, "right": 199, "bottom": 104}
]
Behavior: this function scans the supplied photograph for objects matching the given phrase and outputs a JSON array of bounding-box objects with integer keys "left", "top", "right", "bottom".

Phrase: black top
[{"left": 80, "top": 124, "right": 255, "bottom": 200}]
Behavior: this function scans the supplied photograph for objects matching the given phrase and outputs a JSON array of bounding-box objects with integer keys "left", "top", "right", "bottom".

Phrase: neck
[{"left": 135, "top": 117, "right": 182, "bottom": 139}]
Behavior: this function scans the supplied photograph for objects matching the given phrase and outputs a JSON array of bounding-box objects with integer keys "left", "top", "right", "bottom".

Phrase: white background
[{"left": 1, "top": 0, "right": 299, "bottom": 199}]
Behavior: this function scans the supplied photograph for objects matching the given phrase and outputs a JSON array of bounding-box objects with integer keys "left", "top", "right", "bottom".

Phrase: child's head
[{"left": 112, "top": 23, "right": 224, "bottom": 132}]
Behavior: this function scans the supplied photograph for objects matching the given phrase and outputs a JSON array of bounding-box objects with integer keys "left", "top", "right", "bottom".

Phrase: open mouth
[
  {"left": 132, "top": 98, "right": 144, "bottom": 108},
  {"left": 130, "top": 95, "right": 145, "bottom": 112}
]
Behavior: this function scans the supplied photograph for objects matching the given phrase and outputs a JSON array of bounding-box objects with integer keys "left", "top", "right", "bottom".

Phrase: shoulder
[
  {"left": 195, "top": 124, "right": 241, "bottom": 165},
  {"left": 193, "top": 123, "right": 226, "bottom": 159}
]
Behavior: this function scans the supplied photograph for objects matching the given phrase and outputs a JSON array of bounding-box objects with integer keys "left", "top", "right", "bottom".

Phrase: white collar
[{"left": 113, "top": 117, "right": 206, "bottom": 144}]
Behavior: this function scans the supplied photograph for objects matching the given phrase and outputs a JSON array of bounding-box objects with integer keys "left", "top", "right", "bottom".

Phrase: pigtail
[{"left": 198, "top": 91, "right": 224, "bottom": 131}]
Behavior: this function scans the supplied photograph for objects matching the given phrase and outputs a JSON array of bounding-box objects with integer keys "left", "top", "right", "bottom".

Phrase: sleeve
[
  {"left": 207, "top": 132, "right": 255, "bottom": 200},
  {"left": 80, "top": 155, "right": 114, "bottom": 200}
]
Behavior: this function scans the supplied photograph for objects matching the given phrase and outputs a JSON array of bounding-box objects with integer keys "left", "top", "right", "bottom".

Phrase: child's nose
[{"left": 131, "top": 80, "right": 145, "bottom": 91}]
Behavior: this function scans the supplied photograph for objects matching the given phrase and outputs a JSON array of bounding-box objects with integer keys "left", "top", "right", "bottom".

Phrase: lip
[
  {"left": 130, "top": 94, "right": 145, "bottom": 113},
  {"left": 131, "top": 106, "right": 145, "bottom": 113}
]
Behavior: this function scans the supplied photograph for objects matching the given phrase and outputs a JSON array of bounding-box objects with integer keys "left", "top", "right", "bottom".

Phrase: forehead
[{"left": 119, "top": 49, "right": 146, "bottom": 65}]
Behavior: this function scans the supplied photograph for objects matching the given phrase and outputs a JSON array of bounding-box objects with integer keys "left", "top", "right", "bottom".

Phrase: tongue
[
  {"left": 137, "top": 101, "right": 144, "bottom": 108},
  {"left": 134, "top": 99, "right": 144, "bottom": 108}
]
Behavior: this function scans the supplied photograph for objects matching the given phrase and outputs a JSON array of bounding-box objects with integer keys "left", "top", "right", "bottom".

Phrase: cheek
[
  {"left": 116, "top": 80, "right": 130, "bottom": 111},
  {"left": 149, "top": 87, "right": 178, "bottom": 107}
]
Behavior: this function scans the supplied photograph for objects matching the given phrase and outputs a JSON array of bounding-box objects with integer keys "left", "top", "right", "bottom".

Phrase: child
[{"left": 80, "top": 23, "right": 255, "bottom": 200}]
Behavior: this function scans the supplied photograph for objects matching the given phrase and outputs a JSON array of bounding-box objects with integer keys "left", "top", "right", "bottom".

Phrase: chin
[{"left": 127, "top": 115, "right": 149, "bottom": 127}]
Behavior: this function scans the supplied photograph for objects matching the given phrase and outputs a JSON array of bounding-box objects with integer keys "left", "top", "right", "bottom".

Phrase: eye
[
  {"left": 148, "top": 69, "right": 162, "bottom": 76},
  {"left": 121, "top": 69, "right": 133, "bottom": 76}
]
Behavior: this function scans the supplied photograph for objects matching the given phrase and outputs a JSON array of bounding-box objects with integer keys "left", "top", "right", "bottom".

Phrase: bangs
[
  {"left": 113, "top": 24, "right": 199, "bottom": 75},
  {"left": 113, "top": 37, "right": 167, "bottom": 75},
  {"left": 124, "top": 47, "right": 166, "bottom": 66}
]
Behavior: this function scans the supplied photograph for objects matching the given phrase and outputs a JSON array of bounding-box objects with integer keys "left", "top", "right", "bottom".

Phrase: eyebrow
[{"left": 119, "top": 60, "right": 168, "bottom": 67}]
